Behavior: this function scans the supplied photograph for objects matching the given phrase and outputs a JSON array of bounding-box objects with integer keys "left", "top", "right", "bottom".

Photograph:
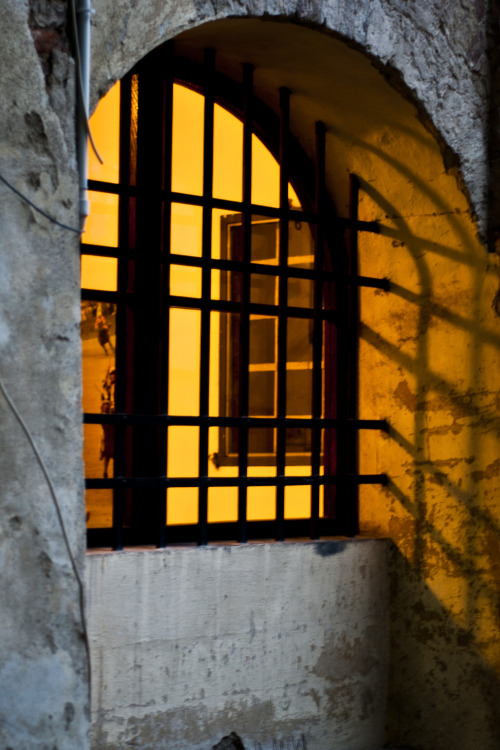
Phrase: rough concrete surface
[{"left": 86, "top": 540, "right": 389, "bottom": 750}]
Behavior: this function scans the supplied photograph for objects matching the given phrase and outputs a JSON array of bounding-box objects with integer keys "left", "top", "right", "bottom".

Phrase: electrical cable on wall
[{"left": 0, "top": 172, "right": 83, "bottom": 234}]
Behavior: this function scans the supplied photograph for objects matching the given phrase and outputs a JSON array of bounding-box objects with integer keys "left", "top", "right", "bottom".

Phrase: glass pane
[
  {"left": 288, "top": 183, "right": 302, "bottom": 211},
  {"left": 286, "top": 425, "right": 312, "bottom": 455},
  {"left": 167, "top": 426, "right": 199, "bottom": 477},
  {"left": 212, "top": 208, "right": 231, "bottom": 259},
  {"left": 166, "top": 487, "right": 198, "bottom": 525},
  {"left": 85, "top": 489, "right": 113, "bottom": 528},
  {"left": 250, "top": 316, "right": 276, "bottom": 364},
  {"left": 88, "top": 82, "right": 120, "bottom": 184},
  {"left": 213, "top": 103, "right": 243, "bottom": 202},
  {"left": 284, "top": 485, "right": 311, "bottom": 519},
  {"left": 289, "top": 220, "right": 315, "bottom": 269},
  {"left": 247, "top": 486, "right": 276, "bottom": 521},
  {"left": 208, "top": 486, "right": 238, "bottom": 523},
  {"left": 252, "top": 134, "right": 279, "bottom": 208},
  {"left": 81, "top": 256, "right": 117, "bottom": 292},
  {"left": 248, "top": 427, "right": 275, "bottom": 455},
  {"left": 82, "top": 301, "right": 117, "bottom": 412},
  {"left": 252, "top": 218, "right": 278, "bottom": 263},
  {"left": 171, "top": 203, "right": 203, "bottom": 257},
  {"left": 211, "top": 268, "right": 243, "bottom": 303},
  {"left": 84, "top": 423, "right": 114, "bottom": 479},
  {"left": 288, "top": 277, "right": 313, "bottom": 308},
  {"left": 81, "top": 191, "right": 119, "bottom": 247},
  {"left": 168, "top": 308, "right": 201, "bottom": 416},
  {"left": 249, "top": 372, "right": 275, "bottom": 416},
  {"left": 250, "top": 273, "right": 277, "bottom": 306},
  {"left": 287, "top": 318, "right": 313, "bottom": 363},
  {"left": 170, "top": 264, "right": 202, "bottom": 298},
  {"left": 172, "top": 84, "right": 204, "bottom": 196},
  {"left": 215, "top": 311, "right": 242, "bottom": 422},
  {"left": 286, "top": 369, "right": 312, "bottom": 417}
]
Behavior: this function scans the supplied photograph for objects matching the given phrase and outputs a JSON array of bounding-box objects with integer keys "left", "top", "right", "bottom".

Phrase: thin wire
[
  {"left": 0, "top": 373, "right": 91, "bottom": 703},
  {"left": 68, "top": 0, "right": 103, "bottom": 164},
  {"left": 0, "top": 172, "right": 82, "bottom": 234}
]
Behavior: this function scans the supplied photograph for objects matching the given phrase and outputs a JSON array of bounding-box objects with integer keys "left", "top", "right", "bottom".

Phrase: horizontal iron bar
[
  {"left": 87, "top": 180, "right": 380, "bottom": 234},
  {"left": 167, "top": 295, "right": 337, "bottom": 321},
  {"left": 85, "top": 473, "right": 388, "bottom": 490},
  {"left": 83, "top": 412, "right": 389, "bottom": 430},
  {"left": 350, "top": 275, "right": 390, "bottom": 291},
  {"left": 87, "top": 516, "right": 342, "bottom": 546}
]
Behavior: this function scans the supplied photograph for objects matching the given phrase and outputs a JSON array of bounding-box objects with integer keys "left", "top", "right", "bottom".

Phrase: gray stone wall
[{"left": 0, "top": 1, "right": 88, "bottom": 748}]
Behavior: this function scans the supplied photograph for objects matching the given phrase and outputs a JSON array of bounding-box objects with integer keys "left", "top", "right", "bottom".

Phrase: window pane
[
  {"left": 81, "top": 191, "right": 119, "bottom": 247},
  {"left": 252, "top": 218, "right": 278, "bottom": 263},
  {"left": 166, "top": 487, "right": 198, "bottom": 525},
  {"left": 247, "top": 486, "right": 276, "bottom": 521},
  {"left": 286, "top": 426, "right": 312, "bottom": 455},
  {"left": 284, "top": 485, "right": 311, "bottom": 519},
  {"left": 85, "top": 488, "right": 113, "bottom": 528},
  {"left": 213, "top": 103, "right": 243, "bottom": 202},
  {"left": 250, "top": 273, "right": 277, "bottom": 306},
  {"left": 88, "top": 82, "right": 120, "bottom": 184},
  {"left": 252, "top": 134, "right": 279, "bottom": 208},
  {"left": 83, "top": 423, "right": 114, "bottom": 480},
  {"left": 248, "top": 427, "right": 275, "bottom": 455},
  {"left": 172, "top": 84, "right": 204, "bottom": 196},
  {"left": 288, "top": 183, "right": 302, "bottom": 211},
  {"left": 216, "top": 311, "right": 242, "bottom": 421},
  {"left": 287, "top": 318, "right": 313, "bottom": 363},
  {"left": 249, "top": 372, "right": 274, "bottom": 416},
  {"left": 250, "top": 316, "right": 276, "bottom": 364},
  {"left": 168, "top": 308, "right": 201, "bottom": 416},
  {"left": 167, "top": 426, "right": 199, "bottom": 477},
  {"left": 208, "top": 486, "right": 238, "bottom": 523},
  {"left": 286, "top": 370, "right": 312, "bottom": 417},
  {"left": 170, "top": 264, "right": 202, "bottom": 298},
  {"left": 288, "top": 277, "right": 313, "bottom": 308},
  {"left": 171, "top": 203, "right": 203, "bottom": 257},
  {"left": 288, "top": 220, "right": 314, "bottom": 268},
  {"left": 81, "top": 256, "right": 118, "bottom": 292},
  {"left": 81, "top": 301, "right": 117, "bottom": 414}
]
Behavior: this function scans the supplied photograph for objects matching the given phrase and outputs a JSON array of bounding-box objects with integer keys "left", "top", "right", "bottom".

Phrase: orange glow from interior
[{"left": 83, "top": 80, "right": 310, "bottom": 528}]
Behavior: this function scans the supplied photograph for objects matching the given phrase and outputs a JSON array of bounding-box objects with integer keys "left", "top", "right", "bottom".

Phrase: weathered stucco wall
[
  {"left": 86, "top": 540, "right": 388, "bottom": 750},
  {"left": 0, "top": 1, "right": 88, "bottom": 749}
]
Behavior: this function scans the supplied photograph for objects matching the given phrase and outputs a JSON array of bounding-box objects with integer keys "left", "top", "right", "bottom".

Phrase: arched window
[{"left": 82, "top": 44, "right": 387, "bottom": 548}]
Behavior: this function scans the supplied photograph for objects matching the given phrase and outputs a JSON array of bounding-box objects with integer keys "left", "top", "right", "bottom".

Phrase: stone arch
[{"left": 90, "top": 0, "right": 488, "bottom": 240}]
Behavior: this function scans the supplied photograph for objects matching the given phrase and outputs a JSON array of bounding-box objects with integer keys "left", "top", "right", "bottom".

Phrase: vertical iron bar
[
  {"left": 111, "top": 71, "right": 135, "bottom": 551},
  {"left": 346, "top": 173, "right": 360, "bottom": 535},
  {"left": 158, "top": 42, "right": 174, "bottom": 548},
  {"left": 131, "top": 48, "right": 165, "bottom": 544},
  {"left": 237, "top": 63, "right": 254, "bottom": 544},
  {"left": 275, "top": 87, "right": 290, "bottom": 542},
  {"left": 310, "top": 121, "right": 326, "bottom": 540},
  {"left": 198, "top": 49, "right": 216, "bottom": 546}
]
